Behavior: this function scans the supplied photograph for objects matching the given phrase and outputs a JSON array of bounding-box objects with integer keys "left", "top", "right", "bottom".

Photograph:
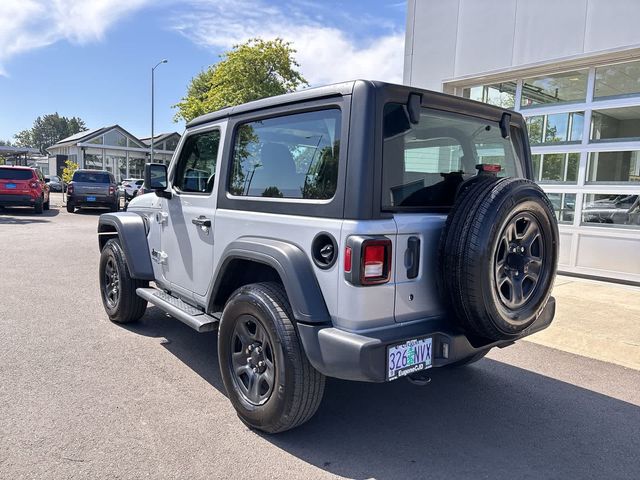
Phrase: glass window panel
[
  {"left": 231, "top": 109, "right": 341, "bottom": 200},
  {"left": 547, "top": 193, "right": 576, "bottom": 224},
  {"left": 128, "top": 153, "right": 146, "bottom": 179},
  {"left": 87, "top": 136, "right": 103, "bottom": 144},
  {"left": 582, "top": 193, "right": 640, "bottom": 228},
  {"left": 84, "top": 149, "right": 103, "bottom": 169},
  {"left": 103, "top": 130, "right": 127, "bottom": 147},
  {"left": 595, "top": 60, "right": 640, "bottom": 100},
  {"left": 587, "top": 151, "right": 640, "bottom": 183},
  {"left": 165, "top": 137, "right": 179, "bottom": 151},
  {"left": 175, "top": 130, "right": 220, "bottom": 193},
  {"left": 541, "top": 154, "right": 563, "bottom": 181},
  {"left": 521, "top": 70, "right": 588, "bottom": 107},
  {"left": 381, "top": 104, "right": 522, "bottom": 209},
  {"left": 590, "top": 106, "right": 640, "bottom": 142},
  {"left": 545, "top": 113, "right": 569, "bottom": 143},
  {"left": 526, "top": 116, "right": 544, "bottom": 144},
  {"left": 569, "top": 112, "right": 584, "bottom": 141},
  {"left": 462, "top": 82, "right": 516, "bottom": 108},
  {"left": 566, "top": 153, "right": 579, "bottom": 182}
]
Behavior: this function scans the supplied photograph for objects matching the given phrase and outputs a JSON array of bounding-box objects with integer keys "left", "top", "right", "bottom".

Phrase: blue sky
[{"left": 0, "top": 0, "right": 406, "bottom": 142}]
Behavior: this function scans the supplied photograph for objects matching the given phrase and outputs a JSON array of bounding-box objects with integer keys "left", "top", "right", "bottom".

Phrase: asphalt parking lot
[{"left": 1, "top": 199, "right": 639, "bottom": 479}]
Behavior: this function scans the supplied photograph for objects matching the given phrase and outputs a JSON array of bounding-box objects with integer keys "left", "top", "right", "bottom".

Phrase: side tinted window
[
  {"left": 174, "top": 130, "right": 220, "bottom": 194},
  {"left": 229, "top": 109, "right": 341, "bottom": 199}
]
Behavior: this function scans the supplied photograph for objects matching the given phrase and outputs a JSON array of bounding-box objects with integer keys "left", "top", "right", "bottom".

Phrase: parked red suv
[{"left": 0, "top": 166, "right": 50, "bottom": 214}]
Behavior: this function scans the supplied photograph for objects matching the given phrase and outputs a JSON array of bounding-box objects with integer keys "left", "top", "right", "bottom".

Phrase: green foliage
[
  {"left": 174, "top": 38, "right": 308, "bottom": 122},
  {"left": 14, "top": 113, "right": 87, "bottom": 154},
  {"left": 0, "top": 139, "right": 12, "bottom": 146},
  {"left": 62, "top": 159, "right": 79, "bottom": 185}
]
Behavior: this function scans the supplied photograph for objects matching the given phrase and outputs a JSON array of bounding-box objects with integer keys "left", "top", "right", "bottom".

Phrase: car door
[{"left": 159, "top": 124, "right": 223, "bottom": 299}]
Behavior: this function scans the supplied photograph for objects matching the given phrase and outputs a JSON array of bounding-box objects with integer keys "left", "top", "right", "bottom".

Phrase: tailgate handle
[{"left": 405, "top": 236, "right": 420, "bottom": 279}]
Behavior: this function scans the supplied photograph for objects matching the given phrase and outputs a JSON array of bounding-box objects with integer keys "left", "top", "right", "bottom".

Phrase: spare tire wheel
[{"left": 439, "top": 176, "right": 559, "bottom": 340}]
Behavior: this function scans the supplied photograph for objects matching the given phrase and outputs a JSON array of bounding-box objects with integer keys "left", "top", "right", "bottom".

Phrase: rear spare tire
[{"left": 439, "top": 176, "right": 558, "bottom": 340}]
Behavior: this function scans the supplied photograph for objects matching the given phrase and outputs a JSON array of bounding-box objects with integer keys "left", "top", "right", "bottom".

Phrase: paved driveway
[{"left": 1, "top": 203, "right": 639, "bottom": 479}]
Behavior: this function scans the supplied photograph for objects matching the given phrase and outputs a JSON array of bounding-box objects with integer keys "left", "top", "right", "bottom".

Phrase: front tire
[
  {"left": 99, "top": 238, "right": 148, "bottom": 323},
  {"left": 218, "top": 282, "right": 325, "bottom": 434}
]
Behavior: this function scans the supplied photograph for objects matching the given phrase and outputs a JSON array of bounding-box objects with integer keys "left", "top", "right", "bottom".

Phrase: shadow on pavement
[
  {"left": 0, "top": 207, "right": 60, "bottom": 224},
  {"left": 126, "top": 307, "right": 640, "bottom": 479}
]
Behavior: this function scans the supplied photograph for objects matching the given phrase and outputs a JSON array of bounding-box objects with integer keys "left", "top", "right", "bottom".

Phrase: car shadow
[
  {"left": 0, "top": 207, "right": 60, "bottom": 224},
  {"left": 124, "top": 307, "right": 640, "bottom": 479}
]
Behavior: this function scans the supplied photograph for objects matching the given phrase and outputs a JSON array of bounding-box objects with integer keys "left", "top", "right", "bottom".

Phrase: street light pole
[{"left": 151, "top": 59, "right": 168, "bottom": 164}]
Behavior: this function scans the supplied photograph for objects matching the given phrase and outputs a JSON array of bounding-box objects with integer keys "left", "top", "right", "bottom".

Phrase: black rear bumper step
[{"left": 136, "top": 287, "right": 219, "bottom": 333}]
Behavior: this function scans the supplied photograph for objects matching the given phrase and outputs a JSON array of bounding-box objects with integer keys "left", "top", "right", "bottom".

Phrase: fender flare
[
  {"left": 212, "top": 237, "right": 330, "bottom": 324},
  {"left": 98, "top": 212, "right": 154, "bottom": 280}
]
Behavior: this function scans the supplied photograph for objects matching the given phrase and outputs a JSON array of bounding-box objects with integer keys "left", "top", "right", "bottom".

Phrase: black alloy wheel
[
  {"left": 103, "top": 256, "right": 120, "bottom": 309},
  {"left": 494, "top": 212, "right": 545, "bottom": 310},
  {"left": 230, "top": 315, "right": 276, "bottom": 406}
]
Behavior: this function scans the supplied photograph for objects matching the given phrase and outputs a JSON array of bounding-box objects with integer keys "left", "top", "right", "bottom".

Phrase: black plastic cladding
[{"left": 188, "top": 80, "right": 531, "bottom": 221}]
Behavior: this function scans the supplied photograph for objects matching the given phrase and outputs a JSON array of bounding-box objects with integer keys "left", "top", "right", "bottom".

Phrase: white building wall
[{"left": 405, "top": 0, "right": 640, "bottom": 89}]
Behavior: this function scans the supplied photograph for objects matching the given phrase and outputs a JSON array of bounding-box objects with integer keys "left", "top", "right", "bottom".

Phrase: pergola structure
[{"left": 0, "top": 145, "right": 41, "bottom": 165}]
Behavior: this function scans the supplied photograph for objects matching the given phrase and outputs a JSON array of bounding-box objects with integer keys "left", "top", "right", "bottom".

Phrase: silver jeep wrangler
[{"left": 97, "top": 80, "right": 558, "bottom": 433}]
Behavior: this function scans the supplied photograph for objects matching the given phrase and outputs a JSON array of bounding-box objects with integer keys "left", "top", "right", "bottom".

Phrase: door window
[{"left": 174, "top": 130, "right": 220, "bottom": 194}]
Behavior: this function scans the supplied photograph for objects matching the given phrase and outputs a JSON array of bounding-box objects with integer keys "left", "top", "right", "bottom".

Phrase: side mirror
[{"left": 144, "top": 163, "right": 171, "bottom": 199}]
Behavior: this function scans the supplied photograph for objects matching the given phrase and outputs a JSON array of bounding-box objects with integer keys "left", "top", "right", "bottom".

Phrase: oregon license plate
[
  {"left": 6, "top": 183, "right": 16, "bottom": 189},
  {"left": 86, "top": 196, "right": 96, "bottom": 202},
  {"left": 387, "top": 337, "right": 432, "bottom": 381}
]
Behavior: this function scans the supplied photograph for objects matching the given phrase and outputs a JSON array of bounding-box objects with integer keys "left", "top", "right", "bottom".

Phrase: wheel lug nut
[
  {"left": 252, "top": 367, "right": 259, "bottom": 373},
  {"left": 515, "top": 271, "right": 519, "bottom": 277},
  {"left": 246, "top": 358, "right": 252, "bottom": 364},
  {"left": 258, "top": 361, "right": 265, "bottom": 367}
]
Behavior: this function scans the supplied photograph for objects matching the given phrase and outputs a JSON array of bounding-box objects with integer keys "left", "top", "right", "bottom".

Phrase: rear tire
[
  {"left": 439, "top": 177, "right": 559, "bottom": 340},
  {"left": 43, "top": 198, "right": 50, "bottom": 210},
  {"left": 34, "top": 198, "right": 43, "bottom": 214},
  {"left": 218, "top": 282, "right": 325, "bottom": 433},
  {"left": 99, "top": 238, "right": 148, "bottom": 324},
  {"left": 66, "top": 202, "right": 75, "bottom": 213}
]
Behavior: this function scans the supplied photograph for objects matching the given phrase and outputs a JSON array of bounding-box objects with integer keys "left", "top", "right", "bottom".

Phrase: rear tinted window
[
  {"left": 382, "top": 104, "right": 523, "bottom": 210},
  {"left": 0, "top": 168, "right": 33, "bottom": 180},
  {"left": 229, "top": 108, "right": 341, "bottom": 200},
  {"left": 72, "top": 171, "right": 111, "bottom": 183}
]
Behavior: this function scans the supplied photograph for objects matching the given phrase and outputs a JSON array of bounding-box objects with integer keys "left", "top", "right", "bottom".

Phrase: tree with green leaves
[
  {"left": 62, "top": 159, "right": 79, "bottom": 185},
  {"left": 174, "top": 38, "right": 307, "bottom": 122},
  {"left": 14, "top": 113, "right": 87, "bottom": 154}
]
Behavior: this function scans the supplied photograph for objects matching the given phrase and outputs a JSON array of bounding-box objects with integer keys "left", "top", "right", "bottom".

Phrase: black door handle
[
  {"left": 405, "top": 236, "right": 420, "bottom": 279},
  {"left": 192, "top": 216, "right": 211, "bottom": 228}
]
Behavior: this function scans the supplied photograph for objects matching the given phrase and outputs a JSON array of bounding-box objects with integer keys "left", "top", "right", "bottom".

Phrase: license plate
[
  {"left": 87, "top": 196, "right": 96, "bottom": 202},
  {"left": 6, "top": 183, "right": 16, "bottom": 189},
  {"left": 387, "top": 337, "right": 432, "bottom": 381}
]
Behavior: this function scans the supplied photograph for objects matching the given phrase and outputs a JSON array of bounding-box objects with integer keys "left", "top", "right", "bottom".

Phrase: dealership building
[
  {"left": 404, "top": 0, "right": 640, "bottom": 284},
  {"left": 47, "top": 126, "right": 180, "bottom": 180}
]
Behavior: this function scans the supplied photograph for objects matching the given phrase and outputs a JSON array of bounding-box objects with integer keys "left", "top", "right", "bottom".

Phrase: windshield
[
  {"left": 73, "top": 171, "right": 111, "bottom": 183},
  {"left": 382, "top": 104, "right": 523, "bottom": 210}
]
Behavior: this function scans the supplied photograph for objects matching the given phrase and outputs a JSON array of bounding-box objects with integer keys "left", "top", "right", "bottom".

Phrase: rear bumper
[
  {"left": 0, "top": 194, "right": 37, "bottom": 207},
  {"left": 298, "top": 297, "right": 555, "bottom": 382},
  {"left": 68, "top": 194, "right": 117, "bottom": 208}
]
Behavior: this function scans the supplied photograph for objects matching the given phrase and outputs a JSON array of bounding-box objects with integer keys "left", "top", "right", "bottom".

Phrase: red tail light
[
  {"left": 361, "top": 239, "right": 392, "bottom": 285},
  {"left": 109, "top": 186, "right": 115, "bottom": 195},
  {"left": 67, "top": 184, "right": 74, "bottom": 194},
  {"left": 344, "top": 236, "right": 392, "bottom": 286}
]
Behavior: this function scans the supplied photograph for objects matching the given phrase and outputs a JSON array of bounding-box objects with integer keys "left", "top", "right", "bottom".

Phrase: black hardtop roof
[{"left": 186, "top": 79, "right": 521, "bottom": 129}]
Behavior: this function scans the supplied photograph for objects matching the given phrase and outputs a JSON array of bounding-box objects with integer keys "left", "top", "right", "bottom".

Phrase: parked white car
[{"left": 121, "top": 178, "right": 144, "bottom": 200}]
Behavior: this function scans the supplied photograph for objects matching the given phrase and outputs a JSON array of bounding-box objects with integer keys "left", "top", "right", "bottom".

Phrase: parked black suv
[{"left": 67, "top": 170, "right": 120, "bottom": 213}]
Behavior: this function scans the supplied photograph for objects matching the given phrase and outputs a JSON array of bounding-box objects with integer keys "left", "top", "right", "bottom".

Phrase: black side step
[{"left": 136, "top": 288, "right": 219, "bottom": 333}]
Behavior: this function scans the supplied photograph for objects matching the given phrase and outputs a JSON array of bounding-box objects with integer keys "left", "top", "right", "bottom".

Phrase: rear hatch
[
  {"left": 0, "top": 167, "right": 34, "bottom": 195},
  {"left": 381, "top": 102, "right": 527, "bottom": 323},
  {"left": 71, "top": 171, "right": 112, "bottom": 196}
]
